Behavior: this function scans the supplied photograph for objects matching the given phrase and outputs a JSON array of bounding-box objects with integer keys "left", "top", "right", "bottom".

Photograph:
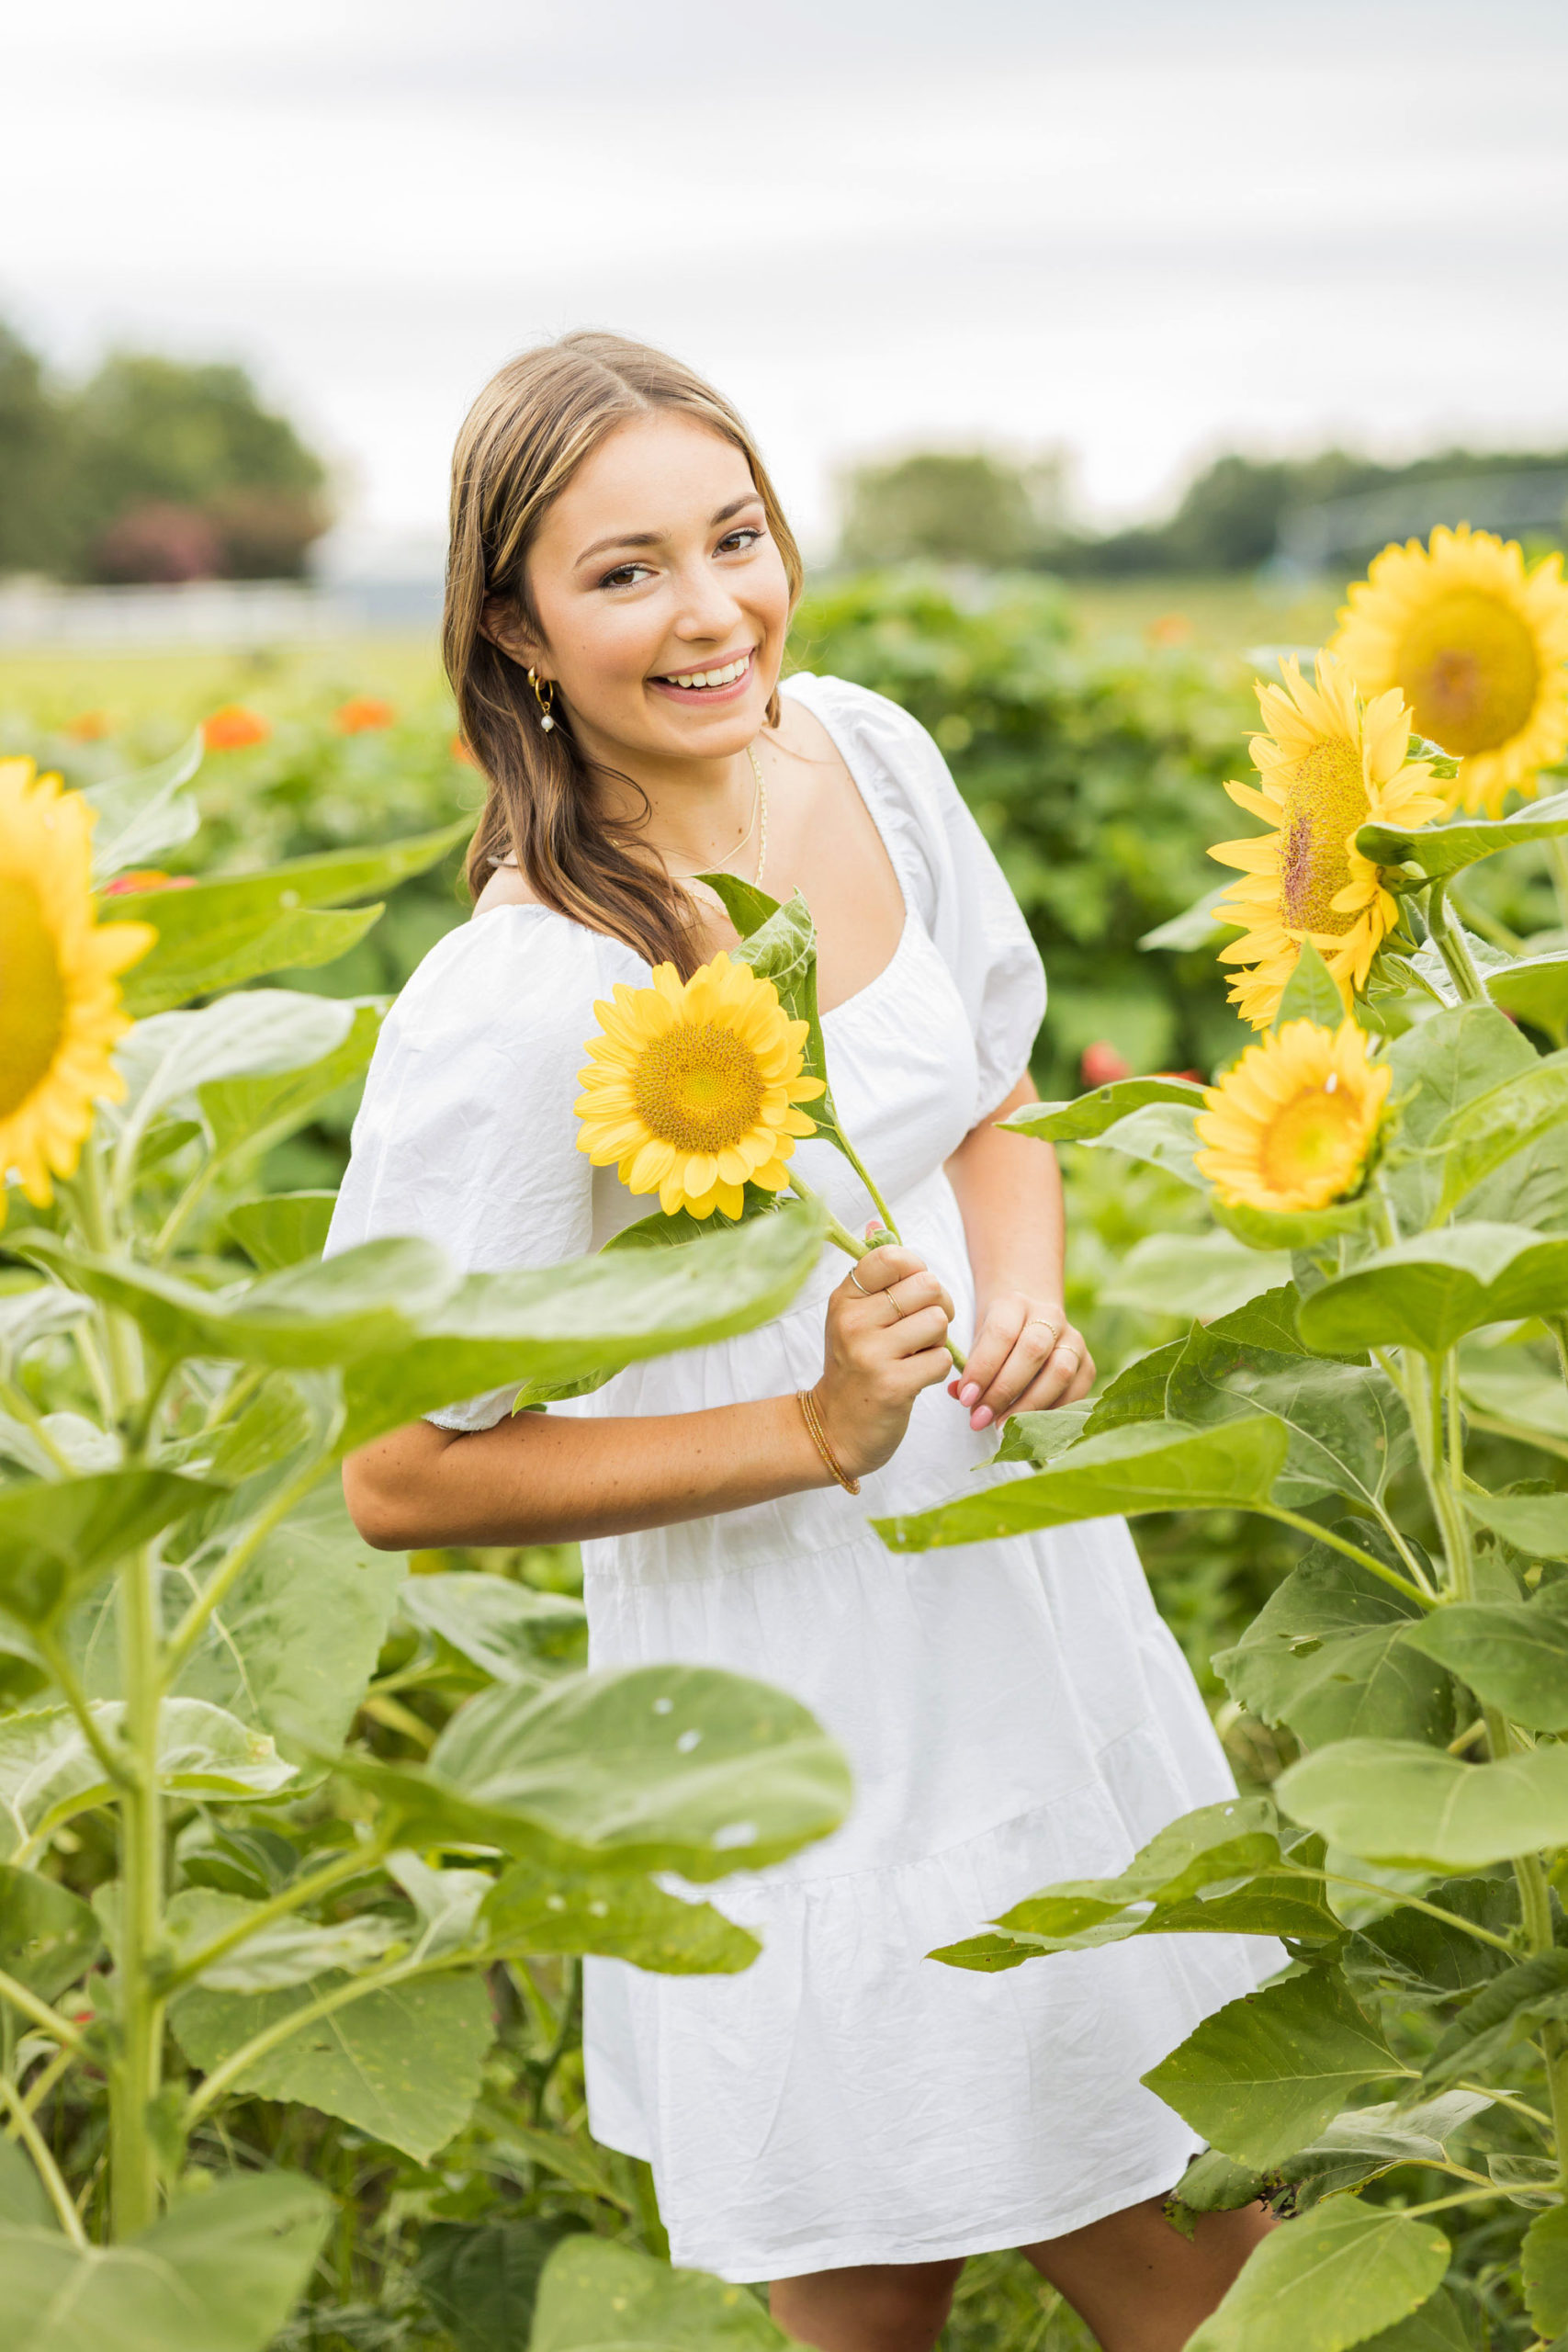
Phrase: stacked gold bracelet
[{"left": 797, "top": 1388, "right": 861, "bottom": 1496}]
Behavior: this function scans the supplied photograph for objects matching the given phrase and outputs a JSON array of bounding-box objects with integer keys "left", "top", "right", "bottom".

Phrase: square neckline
[{"left": 473, "top": 671, "right": 919, "bottom": 1025}]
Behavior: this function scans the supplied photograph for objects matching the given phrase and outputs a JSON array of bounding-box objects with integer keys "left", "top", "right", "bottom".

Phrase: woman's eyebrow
[{"left": 574, "top": 492, "right": 761, "bottom": 568}]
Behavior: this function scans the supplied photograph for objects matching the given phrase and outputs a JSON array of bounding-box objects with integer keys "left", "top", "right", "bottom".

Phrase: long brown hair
[{"left": 446, "top": 331, "right": 804, "bottom": 976}]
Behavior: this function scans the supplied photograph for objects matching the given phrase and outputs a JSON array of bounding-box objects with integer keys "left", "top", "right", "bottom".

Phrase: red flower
[
  {"left": 333, "top": 695, "right": 395, "bottom": 734},
  {"left": 1080, "top": 1041, "right": 1133, "bottom": 1089},
  {"left": 1146, "top": 613, "right": 1194, "bottom": 647},
  {"left": 203, "top": 705, "right": 271, "bottom": 752},
  {"left": 64, "top": 710, "right": 110, "bottom": 741}
]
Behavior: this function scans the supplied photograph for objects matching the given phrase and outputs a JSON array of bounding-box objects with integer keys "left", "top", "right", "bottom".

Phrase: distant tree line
[
  {"left": 0, "top": 319, "right": 331, "bottom": 583},
  {"left": 837, "top": 444, "right": 1568, "bottom": 577}
]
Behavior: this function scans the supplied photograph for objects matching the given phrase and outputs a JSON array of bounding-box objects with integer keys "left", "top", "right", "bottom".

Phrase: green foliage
[
  {"left": 884, "top": 724, "right": 1568, "bottom": 2343},
  {"left": 837, "top": 449, "right": 1066, "bottom": 570},
  {"left": 0, "top": 741, "right": 850, "bottom": 2347}
]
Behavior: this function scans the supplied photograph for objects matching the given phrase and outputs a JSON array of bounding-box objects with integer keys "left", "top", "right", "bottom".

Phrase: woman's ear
[{"left": 479, "top": 595, "right": 539, "bottom": 666}]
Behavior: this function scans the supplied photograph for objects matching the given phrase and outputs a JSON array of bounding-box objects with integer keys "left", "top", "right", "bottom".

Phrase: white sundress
[{"left": 327, "top": 672, "right": 1280, "bottom": 2283}]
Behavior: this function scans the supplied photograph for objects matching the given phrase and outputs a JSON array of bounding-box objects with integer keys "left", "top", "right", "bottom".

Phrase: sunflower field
[{"left": 6, "top": 527, "right": 1568, "bottom": 2351}]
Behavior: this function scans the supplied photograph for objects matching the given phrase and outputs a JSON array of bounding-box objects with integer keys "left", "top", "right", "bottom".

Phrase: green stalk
[
  {"left": 1311, "top": 1871, "right": 1517, "bottom": 1955},
  {"left": 0, "top": 2076, "right": 89, "bottom": 2246},
  {"left": 35, "top": 1632, "right": 132, "bottom": 1789},
  {"left": 1422, "top": 880, "right": 1488, "bottom": 1005},
  {"left": 109, "top": 1540, "right": 163, "bottom": 2240},
  {"left": 70, "top": 1136, "right": 141, "bottom": 1422},
  {"left": 0, "top": 1969, "right": 87, "bottom": 2052},
  {"left": 0, "top": 1379, "right": 76, "bottom": 1476}
]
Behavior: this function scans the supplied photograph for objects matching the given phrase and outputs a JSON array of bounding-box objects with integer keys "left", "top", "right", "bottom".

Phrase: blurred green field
[{"left": 0, "top": 572, "right": 1346, "bottom": 733}]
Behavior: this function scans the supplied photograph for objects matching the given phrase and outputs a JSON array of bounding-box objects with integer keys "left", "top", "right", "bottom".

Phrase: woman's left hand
[{"left": 948, "top": 1292, "right": 1095, "bottom": 1431}]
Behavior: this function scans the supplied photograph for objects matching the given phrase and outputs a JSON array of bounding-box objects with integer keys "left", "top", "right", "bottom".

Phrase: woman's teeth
[{"left": 661, "top": 654, "right": 750, "bottom": 690}]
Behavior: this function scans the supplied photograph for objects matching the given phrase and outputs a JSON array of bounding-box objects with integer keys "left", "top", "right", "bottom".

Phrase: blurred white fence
[{"left": 0, "top": 574, "right": 443, "bottom": 650}]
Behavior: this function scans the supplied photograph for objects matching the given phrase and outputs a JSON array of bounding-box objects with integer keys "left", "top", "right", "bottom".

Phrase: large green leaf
[
  {"left": 1382, "top": 1003, "right": 1540, "bottom": 1230},
  {"left": 0, "top": 2139, "right": 51, "bottom": 2231},
  {"left": 25, "top": 1231, "right": 456, "bottom": 1372},
  {"left": 479, "top": 1859, "right": 760, "bottom": 1973},
  {"left": 874, "top": 1417, "right": 1289, "bottom": 1554},
  {"left": 1278, "top": 1736, "right": 1568, "bottom": 1867},
  {"left": 1099, "top": 1231, "right": 1292, "bottom": 1322},
  {"left": 1434, "top": 1050, "right": 1568, "bottom": 1215},
  {"left": 1213, "top": 1538, "right": 1451, "bottom": 1748},
  {"left": 415, "top": 2218, "right": 585, "bottom": 2352},
  {"left": 397, "top": 1573, "right": 587, "bottom": 1683},
  {"left": 159, "top": 1482, "right": 408, "bottom": 1760},
  {"left": 1489, "top": 950, "right": 1568, "bottom": 1045},
  {"left": 532, "top": 2234, "right": 798, "bottom": 2351},
  {"left": 0, "top": 2169, "right": 331, "bottom": 2352},
  {"left": 226, "top": 1192, "right": 336, "bottom": 1272},
  {"left": 1143, "top": 1968, "right": 1399, "bottom": 2166},
  {"left": 1420, "top": 1951, "right": 1568, "bottom": 2088},
  {"left": 200, "top": 1000, "right": 385, "bottom": 1165},
  {"left": 339, "top": 1198, "right": 826, "bottom": 1448},
  {"left": 1001, "top": 1075, "right": 1207, "bottom": 1144},
  {"left": 1168, "top": 2094, "right": 1493, "bottom": 2227},
  {"left": 336, "top": 1664, "right": 850, "bottom": 1883},
  {"left": 1460, "top": 1353, "right": 1568, "bottom": 1449},
  {"left": 1163, "top": 1330, "right": 1415, "bottom": 1516},
  {"left": 106, "top": 820, "right": 468, "bottom": 1013},
  {"left": 0, "top": 1470, "right": 217, "bottom": 1632},
  {"left": 931, "top": 1803, "right": 1341, "bottom": 1969},
  {"left": 0, "top": 1861, "right": 100, "bottom": 2000},
  {"left": 84, "top": 728, "right": 204, "bottom": 882},
  {"left": 1401, "top": 1585, "right": 1568, "bottom": 1730},
  {"left": 1466, "top": 1487, "right": 1568, "bottom": 1561},
  {"left": 1359, "top": 787, "right": 1568, "bottom": 876},
  {"left": 1524, "top": 2204, "right": 1568, "bottom": 2339},
  {"left": 0, "top": 1699, "right": 295, "bottom": 1860},
  {"left": 1298, "top": 1224, "right": 1568, "bottom": 1356},
  {"left": 172, "top": 1969, "right": 493, "bottom": 2163},
  {"left": 114, "top": 992, "right": 356, "bottom": 1178},
  {"left": 1184, "top": 2201, "right": 1452, "bottom": 2352},
  {"left": 1067, "top": 1099, "right": 1208, "bottom": 1189},
  {"left": 1343, "top": 1875, "right": 1518, "bottom": 2006}
]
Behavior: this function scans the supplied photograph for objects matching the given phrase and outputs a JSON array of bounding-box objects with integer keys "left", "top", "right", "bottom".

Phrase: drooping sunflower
[
  {"left": 1210, "top": 651, "right": 1446, "bottom": 1029},
  {"left": 1194, "top": 1018, "right": 1390, "bottom": 1215},
  {"left": 1331, "top": 525, "right": 1568, "bottom": 817},
  {"left": 0, "top": 760, "right": 155, "bottom": 1223},
  {"left": 576, "top": 952, "right": 826, "bottom": 1220}
]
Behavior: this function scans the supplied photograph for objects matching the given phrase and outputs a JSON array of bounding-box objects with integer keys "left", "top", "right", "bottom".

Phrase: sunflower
[
  {"left": 0, "top": 760, "right": 155, "bottom": 1223},
  {"left": 576, "top": 952, "right": 826, "bottom": 1220},
  {"left": 1210, "top": 651, "right": 1446, "bottom": 1029},
  {"left": 1194, "top": 1018, "right": 1390, "bottom": 1214},
  {"left": 1331, "top": 525, "right": 1568, "bottom": 817}
]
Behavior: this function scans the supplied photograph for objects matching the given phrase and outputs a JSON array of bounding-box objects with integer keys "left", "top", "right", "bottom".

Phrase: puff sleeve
[
  {"left": 325, "top": 904, "right": 643, "bottom": 1429},
  {"left": 783, "top": 673, "right": 1046, "bottom": 1118}
]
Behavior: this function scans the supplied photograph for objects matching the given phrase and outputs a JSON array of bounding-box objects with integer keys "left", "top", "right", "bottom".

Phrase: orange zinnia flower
[
  {"left": 333, "top": 696, "right": 395, "bottom": 734},
  {"left": 203, "top": 705, "right": 272, "bottom": 752},
  {"left": 64, "top": 711, "right": 110, "bottom": 741},
  {"left": 450, "top": 735, "right": 480, "bottom": 768},
  {"left": 100, "top": 870, "right": 197, "bottom": 897}
]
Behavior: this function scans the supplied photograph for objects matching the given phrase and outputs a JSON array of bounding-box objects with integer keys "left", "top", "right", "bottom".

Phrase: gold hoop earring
[{"left": 527, "top": 668, "right": 557, "bottom": 733}]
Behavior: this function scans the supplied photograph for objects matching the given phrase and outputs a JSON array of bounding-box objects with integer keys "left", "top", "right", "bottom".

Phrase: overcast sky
[{"left": 6, "top": 0, "right": 1566, "bottom": 552}]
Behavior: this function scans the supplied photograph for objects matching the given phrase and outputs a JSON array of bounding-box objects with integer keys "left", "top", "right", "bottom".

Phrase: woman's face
[{"left": 505, "top": 411, "right": 793, "bottom": 769}]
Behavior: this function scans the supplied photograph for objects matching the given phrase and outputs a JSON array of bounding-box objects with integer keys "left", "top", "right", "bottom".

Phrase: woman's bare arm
[
  {"left": 342, "top": 1243, "right": 955, "bottom": 1551},
  {"left": 943, "top": 1075, "right": 1095, "bottom": 1430}
]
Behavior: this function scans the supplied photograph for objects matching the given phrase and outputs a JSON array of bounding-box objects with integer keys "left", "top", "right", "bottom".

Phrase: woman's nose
[{"left": 670, "top": 562, "right": 742, "bottom": 642}]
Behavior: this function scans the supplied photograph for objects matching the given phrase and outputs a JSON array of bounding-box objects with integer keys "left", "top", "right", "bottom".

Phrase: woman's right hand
[{"left": 811, "top": 1236, "right": 955, "bottom": 1481}]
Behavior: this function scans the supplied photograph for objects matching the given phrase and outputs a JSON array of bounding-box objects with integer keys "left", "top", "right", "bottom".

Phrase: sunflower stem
[{"left": 1423, "top": 881, "right": 1487, "bottom": 1005}]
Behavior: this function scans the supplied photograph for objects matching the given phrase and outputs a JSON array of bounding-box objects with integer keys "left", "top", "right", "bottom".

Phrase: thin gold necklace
[{"left": 668, "top": 743, "right": 768, "bottom": 889}]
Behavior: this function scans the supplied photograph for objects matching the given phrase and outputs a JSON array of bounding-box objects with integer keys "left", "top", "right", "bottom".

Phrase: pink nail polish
[
  {"left": 971, "top": 1405, "right": 993, "bottom": 1430},
  {"left": 959, "top": 1384, "right": 979, "bottom": 1408}
]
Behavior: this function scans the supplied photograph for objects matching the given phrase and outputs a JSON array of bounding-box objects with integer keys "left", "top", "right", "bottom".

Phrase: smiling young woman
[{"left": 328, "top": 333, "right": 1277, "bottom": 2352}]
